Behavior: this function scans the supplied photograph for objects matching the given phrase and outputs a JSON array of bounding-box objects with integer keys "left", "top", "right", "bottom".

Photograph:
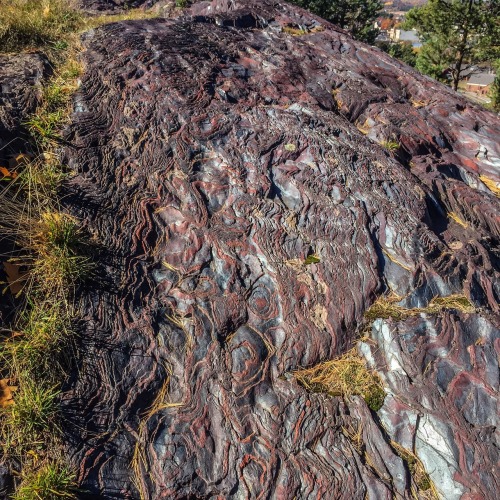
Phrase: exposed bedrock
[
  {"left": 0, "top": 53, "right": 50, "bottom": 162},
  {"left": 60, "top": 1, "right": 499, "bottom": 498}
]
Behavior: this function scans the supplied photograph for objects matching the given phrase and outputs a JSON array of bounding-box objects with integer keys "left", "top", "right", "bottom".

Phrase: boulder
[{"left": 60, "top": 1, "right": 499, "bottom": 498}]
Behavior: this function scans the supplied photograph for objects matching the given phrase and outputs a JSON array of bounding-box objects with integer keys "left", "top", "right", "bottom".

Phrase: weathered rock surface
[
  {"left": 0, "top": 53, "right": 49, "bottom": 162},
  {"left": 58, "top": 1, "right": 499, "bottom": 498}
]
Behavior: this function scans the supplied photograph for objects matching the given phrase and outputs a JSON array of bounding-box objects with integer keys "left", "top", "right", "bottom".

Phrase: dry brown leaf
[
  {"left": 0, "top": 166, "right": 18, "bottom": 181},
  {"left": 0, "top": 378, "right": 17, "bottom": 408},
  {"left": 3, "top": 262, "right": 26, "bottom": 295}
]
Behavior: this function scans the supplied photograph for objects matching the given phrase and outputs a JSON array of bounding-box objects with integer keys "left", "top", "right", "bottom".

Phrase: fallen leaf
[
  {"left": 0, "top": 166, "right": 18, "bottom": 181},
  {"left": 0, "top": 379, "right": 17, "bottom": 408},
  {"left": 3, "top": 262, "right": 26, "bottom": 295},
  {"left": 8, "top": 153, "right": 30, "bottom": 170}
]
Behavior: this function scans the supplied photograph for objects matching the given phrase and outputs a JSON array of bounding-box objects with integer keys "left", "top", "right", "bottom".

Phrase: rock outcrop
[
  {"left": 0, "top": 53, "right": 49, "bottom": 162},
  {"left": 37, "top": 0, "right": 500, "bottom": 497}
]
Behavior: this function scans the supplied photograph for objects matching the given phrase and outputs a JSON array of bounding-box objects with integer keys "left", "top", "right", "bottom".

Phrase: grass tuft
[
  {"left": 381, "top": 139, "right": 400, "bottom": 153},
  {"left": 1, "top": 380, "right": 59, "bottom": 453},
  {"left": 0, "top": 0, "right": 83, "bottom": 53},
  {"left": 364, "top": 293, "right": 474, "bottom": 322},
  {"left": 391, "top": 441, "right": 439, "bottom": 499},
  {"left": 2, "top": 301, "right": 73, "bottom": 383},
  {"left": 13, "top": 460, "right": 77, "bottom": 500},
  {"left": 294, "top": 347, "right": 385, "bottom": 411}
]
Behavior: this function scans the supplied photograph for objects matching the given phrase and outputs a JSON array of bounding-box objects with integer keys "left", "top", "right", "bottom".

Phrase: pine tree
[
  {"left": 490, "top": 61, "right": 500, "bottom": 111},
  {"left": 404, "top": 0, "right": 500, "bottom": 91},
  {"left": 290, "top": 0, "right": 384, "bottom": 44}
]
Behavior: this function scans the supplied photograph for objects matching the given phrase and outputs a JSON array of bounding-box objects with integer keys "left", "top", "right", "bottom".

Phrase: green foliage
[
  {"left": 490, "top": 60, "right": 500, "bottom": 111},
  {"left": 381, "top": 139, "right": 400, "bottom": 152},
  {"left": 304, "top": 254, "right": 321, "bottom": 265},
  {"left": 0, "top": 0, "right": 83, "bottom": 52},
  {"left": 404, "top": 0, "right": 500, "bottom": 90},
  {"left": 289, "top": 0, "right": 383, "bottom": 43},
  {"left": 377, "top": 41, "right": 417, "bottom": 67},
  {"left": 13, "top": 461, "right": 77, "bottom": 500}
]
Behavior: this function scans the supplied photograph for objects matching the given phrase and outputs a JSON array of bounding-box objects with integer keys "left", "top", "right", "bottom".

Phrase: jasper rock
[
  {"left": 59, "top": 1, "right": 499, "bottom": 498},
  {"left": 0, "top": 53, "right": 49, "bottom": 162},
  {"left": 361, "top": 312, "right": 500, "bottom": 499}
]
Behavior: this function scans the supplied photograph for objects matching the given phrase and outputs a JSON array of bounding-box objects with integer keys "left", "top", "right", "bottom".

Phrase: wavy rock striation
[{"left": 60, "top": 1, "right": 499, "bottom": 498}]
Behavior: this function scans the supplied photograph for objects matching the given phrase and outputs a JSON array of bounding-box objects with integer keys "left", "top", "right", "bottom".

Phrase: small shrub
[
  {"left": 13, "top": 461, "right": 77, "bottom": 500},
  {"left": 294, "top": 347, "right": 385, "bottom": 411}
]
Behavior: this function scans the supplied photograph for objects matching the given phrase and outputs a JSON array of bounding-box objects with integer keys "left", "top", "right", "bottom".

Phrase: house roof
[{"left": 467, "top": 73, "right": 496, "bottom": 86}]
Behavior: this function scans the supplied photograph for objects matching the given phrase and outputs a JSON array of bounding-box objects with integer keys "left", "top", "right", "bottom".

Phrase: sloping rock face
[
  {"left": 0, "top": 53, "right": 49, "bottom": 162},
  {"left": 61, "top": 1, "right": 500, "bottom": 498}
]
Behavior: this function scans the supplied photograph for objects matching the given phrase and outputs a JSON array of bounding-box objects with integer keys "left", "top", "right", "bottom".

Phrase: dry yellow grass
[
  {"left": 479, "top": 175, "right": 500, "bottom": 197},
  {"left": 132, "top": 370, "right": 182, "bottom": 500},
  {"left": 0, "top": 0, "right": 83, "bottom": 53},
  {"left": 294, "top": 347, "right": 385, "bottom": 411},
  {"left": 391, "top": 441, "right": 439, "bottom": 499},
  {"left": 448, "top": 211, "right": 468, "bottom": 228},
  {"left": 364, "top": 292, "right": 474, "bottom": 322}
]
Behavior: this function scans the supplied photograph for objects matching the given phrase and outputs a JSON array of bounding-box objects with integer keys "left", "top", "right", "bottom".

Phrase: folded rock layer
[{"left": 60, "top": 1, "right": 500, "bottom": 498}]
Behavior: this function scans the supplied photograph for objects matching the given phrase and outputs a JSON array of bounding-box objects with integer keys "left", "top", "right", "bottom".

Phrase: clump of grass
[
  {"left": 87, "top": 8, "right": 160, "bottom": 29},
  {"left": 364, "top": 293, "right": 474, "bottom": 322},
  {"left": 283, "top": 25, "right": 307, "bottom": 36},
  {"left": 30, "top": 211, "right": 89, "bottom": 293},
  {"left": 294, "top": 347, "right": 385, "bottom": 411},
  {"left": 381, "top": 139, "right": 400, "bottom": 153},
  {"left": 17, "top": 155, "right": 67, "bottom": 196},
  {"left": 391, "top": 441, "right": 439, "bottom": 499},
  {"left": 13, "top": 460, "right": 77, "bottom": 500},
  {"left": 2, "top": 301, "right": 73, "bottom": 383},
  {"left": 27, "top": 55, "right": 83, "bottom": 145},
  {"left": 0, "top": 0, "right": 83, "bottom": 53},
  {"left": 1, "top": 379, "right": 60, "bottom": 453},
  {"left": 0, "top": 202, "right": 89, "bottom": 296}
]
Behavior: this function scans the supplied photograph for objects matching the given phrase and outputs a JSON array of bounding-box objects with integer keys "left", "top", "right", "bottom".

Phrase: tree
[
  {"left": 490, "top": 60, "right": 500, "bottom": 111},
  {"left": 377, "top": 41, "right": 418, "bottom": 67},
  {"left": 290, "top": 0, "right": 384, "bottom": 44},
  {"left": 404, "top": 0, "right": 500, "bottom": 91}
]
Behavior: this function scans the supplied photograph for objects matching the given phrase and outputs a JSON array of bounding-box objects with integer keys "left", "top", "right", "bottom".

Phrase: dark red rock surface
[{"left": 58, "top": 1, "right": 499, "bottom": 498}]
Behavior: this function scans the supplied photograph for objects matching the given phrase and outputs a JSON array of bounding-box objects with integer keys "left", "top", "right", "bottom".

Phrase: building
[
  {"left": 466, "top": 73, "right": 496, "bottom": 96},
  {"left": 388, "top": 28, "right": 422, "bottom": 48}
]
